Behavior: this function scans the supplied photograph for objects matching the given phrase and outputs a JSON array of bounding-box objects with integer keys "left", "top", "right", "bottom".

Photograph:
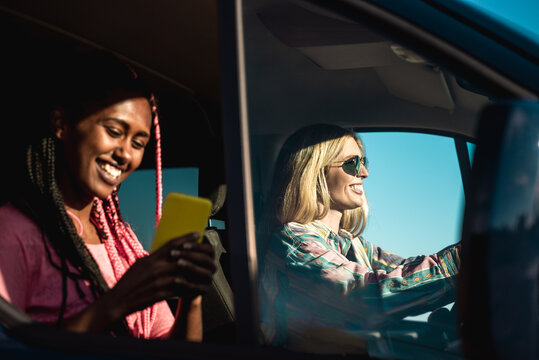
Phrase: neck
[
  {"left": 64, "top": 200, "right": 95, "bottom": 239},
  {"left": 318, "top": 207, "right": 343, "bottom": 234},
  {"left": 57, "top": 170, "right": 102, "bottom": 244},
  {"left": 64, "top": 202, "right": 93, "bottom": 225}
]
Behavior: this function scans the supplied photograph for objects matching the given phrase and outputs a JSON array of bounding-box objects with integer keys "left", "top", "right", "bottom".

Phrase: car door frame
[{"left": 218, "top": 0, "right": 538, "bottom": 350}]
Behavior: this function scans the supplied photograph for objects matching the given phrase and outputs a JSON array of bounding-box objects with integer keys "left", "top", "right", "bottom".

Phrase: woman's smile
[
  {"left": 57, "top": 94, "right": 152, "bottom": 204},
  {"left": 96, "top": 159, "right": 123, "bottom": 185},
  {"left": 325, "top": 137, "right": 369, "bottom": 212},
  {"left": 349, "top": 183, "right": 364, "bottom": 196}
]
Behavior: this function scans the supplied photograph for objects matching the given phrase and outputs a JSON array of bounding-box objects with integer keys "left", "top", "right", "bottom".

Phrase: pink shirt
[{"left": 0, "top": 203, "right": 174, "bottom": 338}]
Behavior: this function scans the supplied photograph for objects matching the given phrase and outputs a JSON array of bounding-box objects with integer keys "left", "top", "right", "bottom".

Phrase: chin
[{"left": 91, "top": 186, "right": 116, "bottom": 200}]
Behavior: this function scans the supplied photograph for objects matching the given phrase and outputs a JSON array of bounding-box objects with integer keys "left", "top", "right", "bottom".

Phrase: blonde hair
[{"left": 269, "top": 124, "right": 368, "bottom": 236}]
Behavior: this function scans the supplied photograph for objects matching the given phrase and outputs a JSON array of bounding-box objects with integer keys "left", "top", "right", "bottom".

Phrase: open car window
[
  {"left": 357, "top": 132, "right": 465, "bottom": 258},
  {"left": 240, "top": 0, "right": 498, "bottom": 358}
]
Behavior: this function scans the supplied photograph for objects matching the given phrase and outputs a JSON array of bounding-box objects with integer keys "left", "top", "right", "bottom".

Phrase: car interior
[
  {"left": 1, "top": 0, "right": 535, "bottom": 359},
  {"left": 241, "top": 0, "right": 495, "bottom": 357}
]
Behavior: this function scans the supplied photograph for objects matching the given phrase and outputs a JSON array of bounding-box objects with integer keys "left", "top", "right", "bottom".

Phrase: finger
[
  {"left": 181, "top": 241, "right": 213, "bottom": 252},
  {"left": 176, "top": 252, "right": 217, "bottom": 273},
  {"left": 176, "top": 258, "right": 216, "bottom": 280},
  {"left": 164, "top": 232, "right": 202, "bottom": 249},
  {"left": 168, "top": 243, "right": 214, "bottom": 261},
  {"left": 154, "top": 232, "right": 201, "bottom": 259}
]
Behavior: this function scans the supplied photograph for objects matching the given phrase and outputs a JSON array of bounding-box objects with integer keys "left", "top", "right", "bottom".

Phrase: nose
[
  {"left": 357, "top": 163, "right": 369, "bottom": 179},
  {"left": 112, "top": 140, "right": 132, "bottom": 165}
]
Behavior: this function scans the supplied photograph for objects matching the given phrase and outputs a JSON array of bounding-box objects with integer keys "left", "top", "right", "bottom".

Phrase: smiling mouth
[
  {"left": 350, "top": 184, "right": 363, "bottom": 194},
  {"left": 97, "top": 161, "right": 122, "bottom": 183}
]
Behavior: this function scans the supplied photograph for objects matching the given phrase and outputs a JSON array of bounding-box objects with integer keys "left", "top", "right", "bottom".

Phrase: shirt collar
[{"left": 312, "top": 220, "right": 353, "bottom": 254}]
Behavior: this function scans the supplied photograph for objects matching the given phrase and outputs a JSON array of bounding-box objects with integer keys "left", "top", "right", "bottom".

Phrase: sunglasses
[{"left": 336, "top": 155, "right": 369, "bottom": 176}]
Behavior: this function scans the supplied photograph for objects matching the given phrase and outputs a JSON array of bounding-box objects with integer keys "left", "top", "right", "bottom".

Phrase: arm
[
  {"left": 63, "top": 233, "right": 215, "bottom": 337},
  {"left": 272, "top": 225, "right": 460, "bottom": 322},
  {"left": 362, "top": 236, "right": 460, "bottom": 276},
  {"left": 0, "top": 205, "right": 215, "bottom": 337},
  {"left": 0, "top": 229, "right": 29, "bottom": 311}
]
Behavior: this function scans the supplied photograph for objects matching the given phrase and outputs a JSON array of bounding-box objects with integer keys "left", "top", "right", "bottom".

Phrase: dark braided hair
[{"left": 14, "top": 50, "right": 163, "bottom": 337}]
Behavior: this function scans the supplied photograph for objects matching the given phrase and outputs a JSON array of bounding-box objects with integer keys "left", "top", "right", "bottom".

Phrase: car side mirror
[{"left": 459, "top": 100, "right": 539, "bottom": 360}]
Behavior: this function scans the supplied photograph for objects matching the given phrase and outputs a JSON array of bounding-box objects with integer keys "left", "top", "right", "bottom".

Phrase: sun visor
[{"left": 375, "top": 61, "right": 455, "bottom": 111}]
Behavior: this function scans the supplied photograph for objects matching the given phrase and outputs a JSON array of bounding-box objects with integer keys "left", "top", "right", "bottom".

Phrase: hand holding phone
[{"left": 150, "top": 192, "right": 213, "bottom": 253}]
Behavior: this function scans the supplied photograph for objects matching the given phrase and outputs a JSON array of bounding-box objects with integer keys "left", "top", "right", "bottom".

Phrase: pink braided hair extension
[
  {"left": 150, "top": 94, "right": 163, "bottom": 228},
  {"left": 91, "top": 195, "right": 156, "bottom": 338},
  {"left": 120, "top": 59, "right": 163, "bottom": 228}
]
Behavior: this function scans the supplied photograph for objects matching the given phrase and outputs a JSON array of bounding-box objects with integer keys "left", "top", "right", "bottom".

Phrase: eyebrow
[
  {"left": 339, "top": 154, "right": 362, "bottom": 162},
  {"left": 102, "top": 117, "right": 151, "bottom": 138}
]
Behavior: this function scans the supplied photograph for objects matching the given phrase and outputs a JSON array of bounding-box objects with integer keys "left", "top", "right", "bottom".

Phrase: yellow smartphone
[{"left": 150, "top": 192, "right": 213, "bottom": 253}]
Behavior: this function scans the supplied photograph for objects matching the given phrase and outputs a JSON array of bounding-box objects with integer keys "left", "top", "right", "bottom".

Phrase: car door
[{"left": 219, "top": 0, "right": 539, "bottom": 359}]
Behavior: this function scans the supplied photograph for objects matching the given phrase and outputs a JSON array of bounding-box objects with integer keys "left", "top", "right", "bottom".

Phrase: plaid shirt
[{"left": 259, "top": 220, "right": 460, "bottom": 347}]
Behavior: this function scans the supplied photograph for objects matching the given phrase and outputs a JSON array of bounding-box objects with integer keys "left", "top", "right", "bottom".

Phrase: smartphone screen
[{"left": 150, "top": 192, "right": 212, "bottom": 252}]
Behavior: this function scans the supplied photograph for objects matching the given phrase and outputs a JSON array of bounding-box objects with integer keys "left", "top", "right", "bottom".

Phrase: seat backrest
[{"left": 202, "top": 184, "right": 236, "bottom": 342}]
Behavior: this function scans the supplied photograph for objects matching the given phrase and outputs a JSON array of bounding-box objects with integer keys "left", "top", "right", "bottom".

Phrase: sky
[
  {"left": 357, "top": 133, "right": 466, "bottom": 258},
  {"left": 458, "top": 0, "right": 539, "bottom": 39}
]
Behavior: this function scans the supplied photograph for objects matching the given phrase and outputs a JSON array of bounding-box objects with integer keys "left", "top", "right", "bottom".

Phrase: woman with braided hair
[{"left": 0, "top": 50, "right": 216, "bottom": 340}]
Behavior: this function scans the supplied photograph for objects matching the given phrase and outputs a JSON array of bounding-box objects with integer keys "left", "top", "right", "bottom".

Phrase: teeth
[
  {"left": 101, "top": 163, "right": 122, "bottom": 179},
  {"left": 350, "top": 185, "right": 362, "bottom": 191}
]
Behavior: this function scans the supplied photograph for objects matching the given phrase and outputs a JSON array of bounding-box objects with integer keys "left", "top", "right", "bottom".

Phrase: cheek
[
  {"left": 65, "top": 137, "right": 92, "bottom": 167},
  {"left": 125, "top": 150, "right": 146, "bottom": 178},
  {"left": 327, "top": 168, "right": 347, "bottom": 184},
  {"left": 325, "top": 171, "right": 344, "bottom": 196}
]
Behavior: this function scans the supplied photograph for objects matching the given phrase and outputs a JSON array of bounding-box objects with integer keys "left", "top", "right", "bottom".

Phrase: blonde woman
[{"left": 259, "top": 124, "right": 460, "bottom": 351}]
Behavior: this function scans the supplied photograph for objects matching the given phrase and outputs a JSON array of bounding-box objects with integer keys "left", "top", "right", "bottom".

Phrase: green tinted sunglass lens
[
  {"left": 342, "top": 156, "right": 359, "bottom": 176},
  {"left": 362, "top": 157, "right": 369, "bottom": 170}
]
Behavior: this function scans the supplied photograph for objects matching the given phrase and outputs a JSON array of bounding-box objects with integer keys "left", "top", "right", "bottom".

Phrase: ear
[{"left": 49, "top": 107, "right": 67, "bottom": 140}]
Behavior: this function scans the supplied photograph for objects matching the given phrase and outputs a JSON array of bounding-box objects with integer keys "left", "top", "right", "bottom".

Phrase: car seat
[{"left": 201, "top": 184, "right": 236, "bottom": 343}]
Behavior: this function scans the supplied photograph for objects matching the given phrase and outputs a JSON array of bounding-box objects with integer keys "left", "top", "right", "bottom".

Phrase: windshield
[{"left": 456, "top": 0, "right": 539, "bottom": 41}]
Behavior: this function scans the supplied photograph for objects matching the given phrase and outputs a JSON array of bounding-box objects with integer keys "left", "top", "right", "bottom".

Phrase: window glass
[
  {"left": 467, "top": 142, "right": 476, "bottom": 164},
  {"left": 457, "top": 0, "right": 539, "bottom": 39},
  {"left": 119, "top": 168, "right": 199, "bottom": 250},
  {"left": 358, "top": 132, "right": 464, "bottom": 257},
  {"left": 242, "top": 0, "right": 495, "bottom": 358},
  {"left": 358, "top": 132, "right": 465, "bottom": 326}
]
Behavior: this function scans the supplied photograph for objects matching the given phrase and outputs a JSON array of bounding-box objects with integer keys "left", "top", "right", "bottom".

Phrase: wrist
[
  {"left": 189, "top": 295, "right": 203, "bottom": 307},
  {"left": 61, "top": 296, "right": 118, "bottom": 333}
]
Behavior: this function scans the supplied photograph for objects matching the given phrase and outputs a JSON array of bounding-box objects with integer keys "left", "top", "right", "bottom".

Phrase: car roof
[{"left": 1, "top": 0, "right": 223, "bottom": 173}]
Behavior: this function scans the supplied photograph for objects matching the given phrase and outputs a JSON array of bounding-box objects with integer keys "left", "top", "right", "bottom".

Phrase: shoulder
[
  {"left": 0, "top": 203, "right": 43, "bottom": 247},
  {"left": 0, "top": 202, "right": 39, "bottom": 227},
  {"left": 270, "top": 221, "right": 336, "bottom": 252},
  {"left": 278, "top": 221, "right": 329, "bottom": 241}
]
